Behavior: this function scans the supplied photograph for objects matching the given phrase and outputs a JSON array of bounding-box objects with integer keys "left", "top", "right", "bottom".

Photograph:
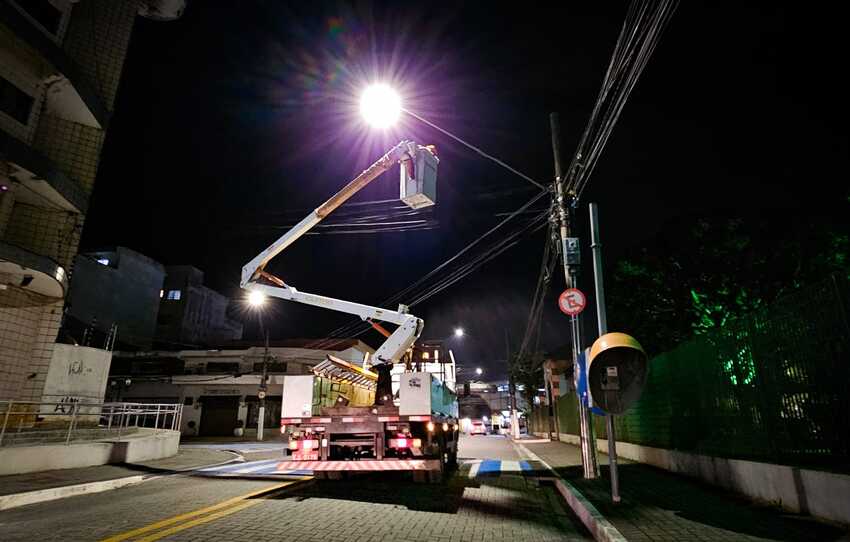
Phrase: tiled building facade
[{"left": 0, "top": 1, "right": 184, "bottom": 401}]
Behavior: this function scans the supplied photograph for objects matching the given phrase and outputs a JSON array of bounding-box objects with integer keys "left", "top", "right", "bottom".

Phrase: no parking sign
[{"left": 558, "top": 288, "right": 586, "bottom": 316}]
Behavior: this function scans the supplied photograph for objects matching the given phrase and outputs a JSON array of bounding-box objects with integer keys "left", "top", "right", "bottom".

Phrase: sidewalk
[
  {"left": 0, "top": 445, "right": 237, "bottom": 509},
  {"left": 519, "top": 439, "right": 849, "bottom": 542}
]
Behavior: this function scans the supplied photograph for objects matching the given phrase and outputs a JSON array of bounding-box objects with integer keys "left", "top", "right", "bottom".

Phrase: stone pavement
[
  {"left": 158, "top": 461, "right": 591, "bottom": 542},
  {"left": 0, "top": 446, "right": 236, "bottom": 496},
  {"left": 522, "top": 440, "right": 850, "bottom": 542}
]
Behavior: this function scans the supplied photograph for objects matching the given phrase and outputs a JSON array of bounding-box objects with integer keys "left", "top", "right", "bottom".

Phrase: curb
[
  {"left": 513, "top": 441, "right": 628, "bottom": 542},
  {"left": 0, "top": 475, "right": 149, "bottom": 511},
  {"left": 0, "top": 451, "right": 245, "bottom": 512}
]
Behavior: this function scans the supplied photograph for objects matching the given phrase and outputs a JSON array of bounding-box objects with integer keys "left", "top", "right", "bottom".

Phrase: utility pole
[
  {"left": 590, "top": 202, "right": 620, "bottom": 501},
  {"left": 550, "top": 112, "right": 598, "bottom": 479},
  {"left": 257, "top": 327, "right": 269, "bottom": 441},
  {"left": 506, "top": 328, "right": 520, "bottom": 438}
]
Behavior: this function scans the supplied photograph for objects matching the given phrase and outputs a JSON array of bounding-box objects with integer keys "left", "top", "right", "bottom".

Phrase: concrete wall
[
  {"left": 0, "top": 429, "right": 180, "bottom": 475},
  {"left": 41, "top": 343, "right": 111, "bottom": 402},
  {"left": 546, "top": 432, "right": 850, "bottom": 526}
]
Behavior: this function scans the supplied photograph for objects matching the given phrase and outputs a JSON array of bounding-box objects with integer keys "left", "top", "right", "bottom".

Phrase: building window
[
  {"left": 15, "top": 0, "right": 62, "bottom": 35},
  {"left": 0, "top": 77, "right": 34, "bottom": 125},
  {"left": 96, "top": 258, "right": 110, "bottom": 266},
  {"left": 166, "top": 290, "right": 181, "bottom": 300}
]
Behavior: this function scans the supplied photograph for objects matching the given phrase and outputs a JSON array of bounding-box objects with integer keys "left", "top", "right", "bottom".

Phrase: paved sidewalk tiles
[{"left": 525, "top": 441, "right": 849, "bottom": 542}]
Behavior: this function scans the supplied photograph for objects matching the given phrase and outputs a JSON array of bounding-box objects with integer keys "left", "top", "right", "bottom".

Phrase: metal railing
[{"left": 0, "top": 401, "right": 183, "bottom": 447}]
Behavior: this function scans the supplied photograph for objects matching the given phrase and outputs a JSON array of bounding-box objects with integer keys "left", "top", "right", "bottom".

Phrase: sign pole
[
  {"left": 550, "top": 113, "right": 598, "bottom": 478},
  {"left": 590, "top": 203, "right": 620, "bottom": 502}
]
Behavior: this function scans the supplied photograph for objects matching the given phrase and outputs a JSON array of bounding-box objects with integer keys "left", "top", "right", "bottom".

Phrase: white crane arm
[
  {"left": 241, "top": 140, "right": 416, "bottom": 287},
  {"left": 249, "top": 282, "right": 423, "bottom": 364},
  {"left": 241, "top": 140, "right": 435, "bottom": 365}
]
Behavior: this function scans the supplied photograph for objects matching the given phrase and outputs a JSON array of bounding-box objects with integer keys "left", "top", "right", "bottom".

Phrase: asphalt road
[{"left": 0, "top": 435, "right": 591, "bottom": 541}]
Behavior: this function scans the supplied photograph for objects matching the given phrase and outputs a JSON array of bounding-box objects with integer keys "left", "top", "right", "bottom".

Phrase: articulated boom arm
[
  {"left": 241, "top": 141, "right": 431, "bottom": 365},
  {"left": 241, "top": 140, "right": 416, "bottom": 287}
]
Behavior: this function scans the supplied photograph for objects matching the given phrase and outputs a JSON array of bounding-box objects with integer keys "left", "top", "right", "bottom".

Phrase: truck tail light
[
  {"left": 288, "top": 440, "right": 298, "bottom": 450},
  {"left": 389, "top": 438, "right": 413, "bottom": 448},
  {"left": 413, "top": 438, "right": 422, "bottom": 448}
]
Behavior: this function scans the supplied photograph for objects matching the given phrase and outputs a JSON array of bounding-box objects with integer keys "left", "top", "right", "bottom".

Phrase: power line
[
  {"left": 307, "top": 196, "right": 550, "bottom": 350},
  {"left": 402, "top": 108, "right": 547, "bottom": 191},
  {"left": 565, "top": 0, "right": 680, "bottom": 203}
]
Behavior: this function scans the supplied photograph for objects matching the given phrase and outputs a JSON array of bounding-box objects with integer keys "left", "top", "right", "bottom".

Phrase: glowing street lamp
[
  {"left": 360, "top": 84, "right": 401, "bottom": 129},
  {"left": 248, "top": 290, "right": 266, "bottom": 308},
  {"left": 454, "top": 327, "right": 465, "bottom": 338},
  {"left": 475, "top": 367, "right": 483, "bottom": 376}
]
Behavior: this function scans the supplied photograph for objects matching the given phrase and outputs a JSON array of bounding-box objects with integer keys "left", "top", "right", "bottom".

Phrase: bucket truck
[{"left": 240, "top": 141, "right": 458, "bottom": 480}]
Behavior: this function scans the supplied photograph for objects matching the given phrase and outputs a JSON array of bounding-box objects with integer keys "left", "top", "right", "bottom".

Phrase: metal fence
[
  {"left": 0, "top": 401, "right": 182, "bottom": 447},
  {"left": 538, "top": 275, "right": 850, "bottom": 469}
]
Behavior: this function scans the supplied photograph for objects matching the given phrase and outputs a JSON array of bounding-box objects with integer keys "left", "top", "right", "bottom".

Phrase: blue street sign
[{"left": 576, "top": 349, "right": 606, "bottom": 416}]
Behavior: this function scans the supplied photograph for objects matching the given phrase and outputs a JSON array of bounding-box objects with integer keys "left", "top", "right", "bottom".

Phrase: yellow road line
[
  {"left": 99, "top": 479, "right": 306, "bottom": 542},
  {"left": 134, "top": 500, "right": 259, "bottom": 542}
]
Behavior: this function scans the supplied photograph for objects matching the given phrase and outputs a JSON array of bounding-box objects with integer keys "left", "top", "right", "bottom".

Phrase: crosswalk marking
[{"left": 464, "top": 459, "right": 533, "bottom": 478}]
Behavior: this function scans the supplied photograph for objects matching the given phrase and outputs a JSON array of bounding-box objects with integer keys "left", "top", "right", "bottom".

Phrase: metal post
[
  {"left": 0, "top": 401, "right": 12, "bottom": 446},
  {"left": 257, "top": 328, "right": 270, "bottom": 441},
  {"left": 506, "top": 329, "right": 520, "bottom": 439},
  {"left": 590, "top": 202, "right": 620, "bottom": 502},
  {"left": 551, "top": 112, "right": 598, "bottom": 478},
  {"left": 154, "top": 404, "right": 161, "bottom": 430}
]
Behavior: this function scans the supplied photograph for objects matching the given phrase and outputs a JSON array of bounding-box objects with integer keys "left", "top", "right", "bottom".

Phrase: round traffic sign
[
  {"left": 258, "top": 390, "right": 266, "bottom": 400},
  {"left": 558, "top": 288, "right": 586, "bottom": 316}
]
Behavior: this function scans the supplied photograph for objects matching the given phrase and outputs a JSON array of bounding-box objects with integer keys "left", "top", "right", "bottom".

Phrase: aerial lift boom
[{"left": 240, "top": 140, "right": 438, "bottom": 366}]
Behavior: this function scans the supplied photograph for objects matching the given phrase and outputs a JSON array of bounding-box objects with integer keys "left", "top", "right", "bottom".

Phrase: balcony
[
  {"left": 0, "top": 240, "right": 67, "bottom": 299},
  {"left": 0, "top": 1, "right": 109, "bottom": 129},
  {"left": 0, "top": 128, "right": 88, "bottom": 214}
]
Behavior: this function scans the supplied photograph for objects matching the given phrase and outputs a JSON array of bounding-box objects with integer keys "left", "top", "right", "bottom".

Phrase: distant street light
[
  {"left": 248, "top": 290, "right": 266, "bottom": 307},
  {"left": 360, "top": 84, "right": 401, "bottom": 129},
  {"left": 476, "top": 367, "right": 483, "bottom": 376},
  {"left": 454, "top": 327, "right": 465, "bottom": 338},
  {"left": 246, "top": 289, "right": 269, "bottom": 441}
]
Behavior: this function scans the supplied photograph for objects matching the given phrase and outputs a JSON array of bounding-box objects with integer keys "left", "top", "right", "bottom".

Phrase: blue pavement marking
[
  {"left": 477, "top": 459, "right": 502, "bottom": 475},
  {"left": 467, "top": 460, "right": 534, "bottom": 478}
]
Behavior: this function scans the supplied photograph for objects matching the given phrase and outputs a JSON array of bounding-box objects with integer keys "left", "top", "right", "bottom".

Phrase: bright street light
[
  {"left": 248, "top": 290, "right": 266, "bottom": 307},
  {"left": 454, "top": 327, "right": 464, "bottom": 338},
  {"left": 360, "top": 84, "right": 401, "bottom": 129},
  {"left": 475, "top": 367, "right": 483, "bottom": 376}
]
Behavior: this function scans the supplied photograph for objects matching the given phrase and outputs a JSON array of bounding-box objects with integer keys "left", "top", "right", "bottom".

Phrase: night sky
[{"left": 81, "top": 2, "right": 848, "bottom": 379}]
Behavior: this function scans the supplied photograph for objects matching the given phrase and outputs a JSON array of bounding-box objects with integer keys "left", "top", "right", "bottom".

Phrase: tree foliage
[{"left": 607, "top": 212, "right": 849, "bottom": 354}]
